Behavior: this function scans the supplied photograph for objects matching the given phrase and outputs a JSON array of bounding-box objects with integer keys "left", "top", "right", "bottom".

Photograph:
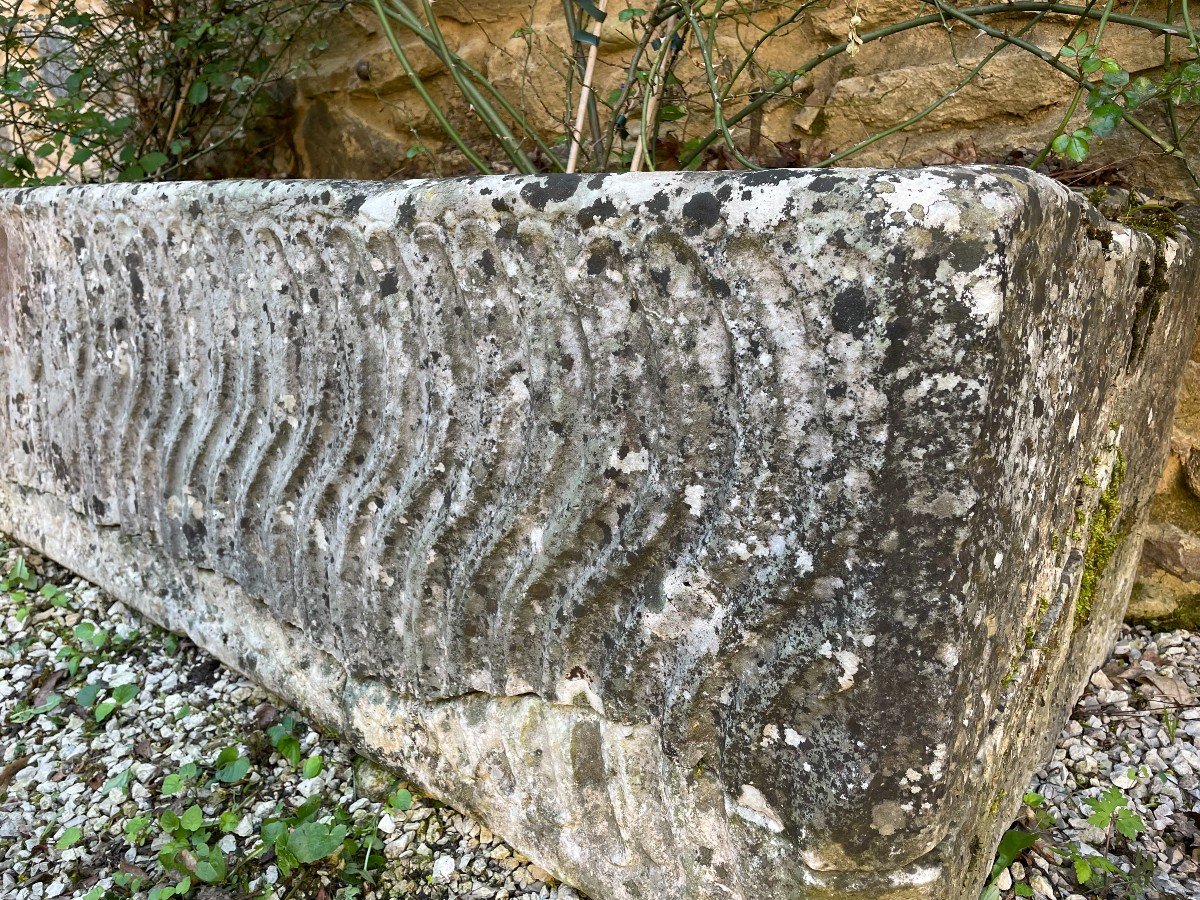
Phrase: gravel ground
[
  {"left": 0, "top": 539, "right": 581, "bottom": 900},
  {"left": 4, "top": 536, "right": 1200, "bottom": 900},
  {"left": 993, "top": 628, "right": 1200, "bottom": 900}
]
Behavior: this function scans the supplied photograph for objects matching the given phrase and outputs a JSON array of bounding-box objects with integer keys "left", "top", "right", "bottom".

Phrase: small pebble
[{"left": 0, "top": 542, "right": 571, "bottom": 899}]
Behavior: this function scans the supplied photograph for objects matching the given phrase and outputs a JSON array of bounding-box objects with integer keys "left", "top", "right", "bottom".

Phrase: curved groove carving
[{"left": 2, "top": 169, "right": 1197, "bottom": 900}]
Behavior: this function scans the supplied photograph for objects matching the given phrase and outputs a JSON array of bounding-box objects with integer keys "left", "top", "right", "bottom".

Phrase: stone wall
[
  {"left": 1130, "top": 341, "right": 1200, "bottom": 628},
  {"left": 291, "top": 1, "right": 1200, "bottom": 199},
  {"left": 2, "top": 168, "right": 1198, "bottom": 899}
]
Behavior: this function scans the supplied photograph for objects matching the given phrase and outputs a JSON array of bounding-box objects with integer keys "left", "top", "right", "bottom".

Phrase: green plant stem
[
  {"left": 370, "top": 0, "right": 492, "bottom": 173},
  {"left": 1161, "top": 4, "right": 1200, "bottom": 195},
  {"left": 680, "top": 1, "right": 1191, "bottom": 168},
  {"left": 1025, "top": 0, "right": 1106, "bottom": 170},
  {"left": 598, "top": 3, "right": 676, "bottom": 169},
  {"left": 631, "top": 21, "right": 672, "bottom": 171},
  {"left": 931, "top": 1, "right": 1180, "bottom": 156},
  {"left": 720, "top": 0, "right": 822, "bottom": 101},
  {"left": 683, "top": 5, "right": 759, "bottom": 169},
  {"left": 1183, "top": 0, "right": 1200, "bottom": 51},
  {"left": 1031, "top": 86, "right": 1084, "bottom": 169},
  {"left": 375, "top": 3, "right": 561, "bottom": 168},
  {"left": 409, "top": 0, "right": 537, "bottom": 173},
  {"left": 820, "top": 9, "right": 1050, "bottom": 169},
  {"left": 1166, "top": 1, "right": 1186, "bottom": 150}
]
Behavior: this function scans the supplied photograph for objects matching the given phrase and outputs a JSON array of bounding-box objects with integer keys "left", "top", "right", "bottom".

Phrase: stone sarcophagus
[{"left": 1, "top": 168, "right": 1197, "bottom": 899}]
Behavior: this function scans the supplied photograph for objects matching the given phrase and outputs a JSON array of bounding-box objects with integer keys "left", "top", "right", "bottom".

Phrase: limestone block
[
  {"left": 1130, "top": 346, "right": 1200, "bottom": 628},
  {"left": 0, "top": 168, "right": 1197, "bottom": 899}
]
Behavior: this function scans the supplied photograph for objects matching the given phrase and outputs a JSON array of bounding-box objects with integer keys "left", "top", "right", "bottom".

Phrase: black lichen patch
[
  {"left": 577, "top": 197, "right": 619, "bottom": 230},
  {"left": 643, "top": 191, "right": 670, "bottom": 216},
  {"left": 519, "top": 176, "right": 580, "bottom": 211},
  {"left": 681, "top": 192, "right": 721, "bottom": 233},
  {"left": 830, "top": 285, "right": 870, "bottom": 337},
  {"left": 586, "top": 252, "right": 607, "bottom": 275},
  {"left": 1128, "top": 240, "right": 1170, "bottom": 370},
  {"left": 125, "top": 251, "right": 145, "bottom": 308}
]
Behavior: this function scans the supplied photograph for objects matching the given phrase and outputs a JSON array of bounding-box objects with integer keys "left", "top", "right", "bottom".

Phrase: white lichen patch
[
  {"left": 608, "top": 447, "right": 649, "bottom": 474},
  {"left": 732, "top": 784, "right": 785, "bottom": 834}
]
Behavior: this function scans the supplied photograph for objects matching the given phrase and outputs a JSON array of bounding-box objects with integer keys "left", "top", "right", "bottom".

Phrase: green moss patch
[{"left": 1076, "top": 450, "right": 1127, "bottom": 627}]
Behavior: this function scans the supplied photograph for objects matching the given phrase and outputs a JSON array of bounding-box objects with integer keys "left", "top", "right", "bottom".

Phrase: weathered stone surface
[
  {"left": 0, "top": 168, "right": 1197, "bottom": 899},
  {"left": 1130, "top": 339, "right": 1200, "bottom": 630}
]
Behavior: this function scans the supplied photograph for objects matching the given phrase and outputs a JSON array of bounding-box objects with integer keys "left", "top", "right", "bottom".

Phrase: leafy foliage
[
  {"left": 984, "top": 785, "right": 1153, "bottom": 900},
  {"left": 1, "top": 0, "right": 339, "bottom": 187}
]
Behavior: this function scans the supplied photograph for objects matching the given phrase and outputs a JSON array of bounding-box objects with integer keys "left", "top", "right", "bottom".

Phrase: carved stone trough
[{"left": 1, "top": 168, "right": 1197, "bottom": 899}]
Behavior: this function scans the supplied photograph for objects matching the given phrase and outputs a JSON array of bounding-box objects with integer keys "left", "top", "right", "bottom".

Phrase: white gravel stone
[
  {"left": 999, "top": 625, "right": 1200, "bottom": 900},
  {"left": 0, "top": 542, "right": 582, "bottom": 899}
]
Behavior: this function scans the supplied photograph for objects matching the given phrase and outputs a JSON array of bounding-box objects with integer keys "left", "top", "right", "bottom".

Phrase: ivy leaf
[
  {"left": 302, "top": 755, "right": 323, "bottom": 779},
  {"left": 274, "top": 833, "right": 298, "bottom": 878},
  {"left": 388, "top": 788, "right": 413, "bottom": 811},
  {"left": 217, "top": 754, "right": 249, "bottom": 783},
  {"left": 10, "top": 693, "right": 63, "bottom": 723},
  {"left": 112, "top": 682, "right": 139, "bottom": 704},
  {"left": 125, "top": 816, "right": 150, "bottom": 842},
  {"left": 95, "top": 700, "right": 118, "bottom": 722},
  {"left": 1089, "top": 102, "right": 1123, "bottom": 138},
  {"left": 293, "top": 794, "right": 323, "bottom": 824},
  {"left": 286, "top": 822, "right": 347, "bottom": 864},
  {"left": 139, "top": 152, "right": 168, "bottom": 172},
  {"left": 101, "top": 767, "right": 133, "bottom": 796},
  {"left": 277, "top": 735, "right": 301, "bottom": 767},
  {"left": 990, "top": 828, "right": 1036, "bottom": 880},
  {"left": 181, "top": 804, "right": 204, "bottom": 832}
]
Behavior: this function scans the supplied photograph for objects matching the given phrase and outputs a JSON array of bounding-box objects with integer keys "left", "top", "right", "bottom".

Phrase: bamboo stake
[
  {"left": 630, "top": 14, "right": 676, "bottom": 172},
  {"left": 566, "top": 0, "right": 607, "bottom": 173}
]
